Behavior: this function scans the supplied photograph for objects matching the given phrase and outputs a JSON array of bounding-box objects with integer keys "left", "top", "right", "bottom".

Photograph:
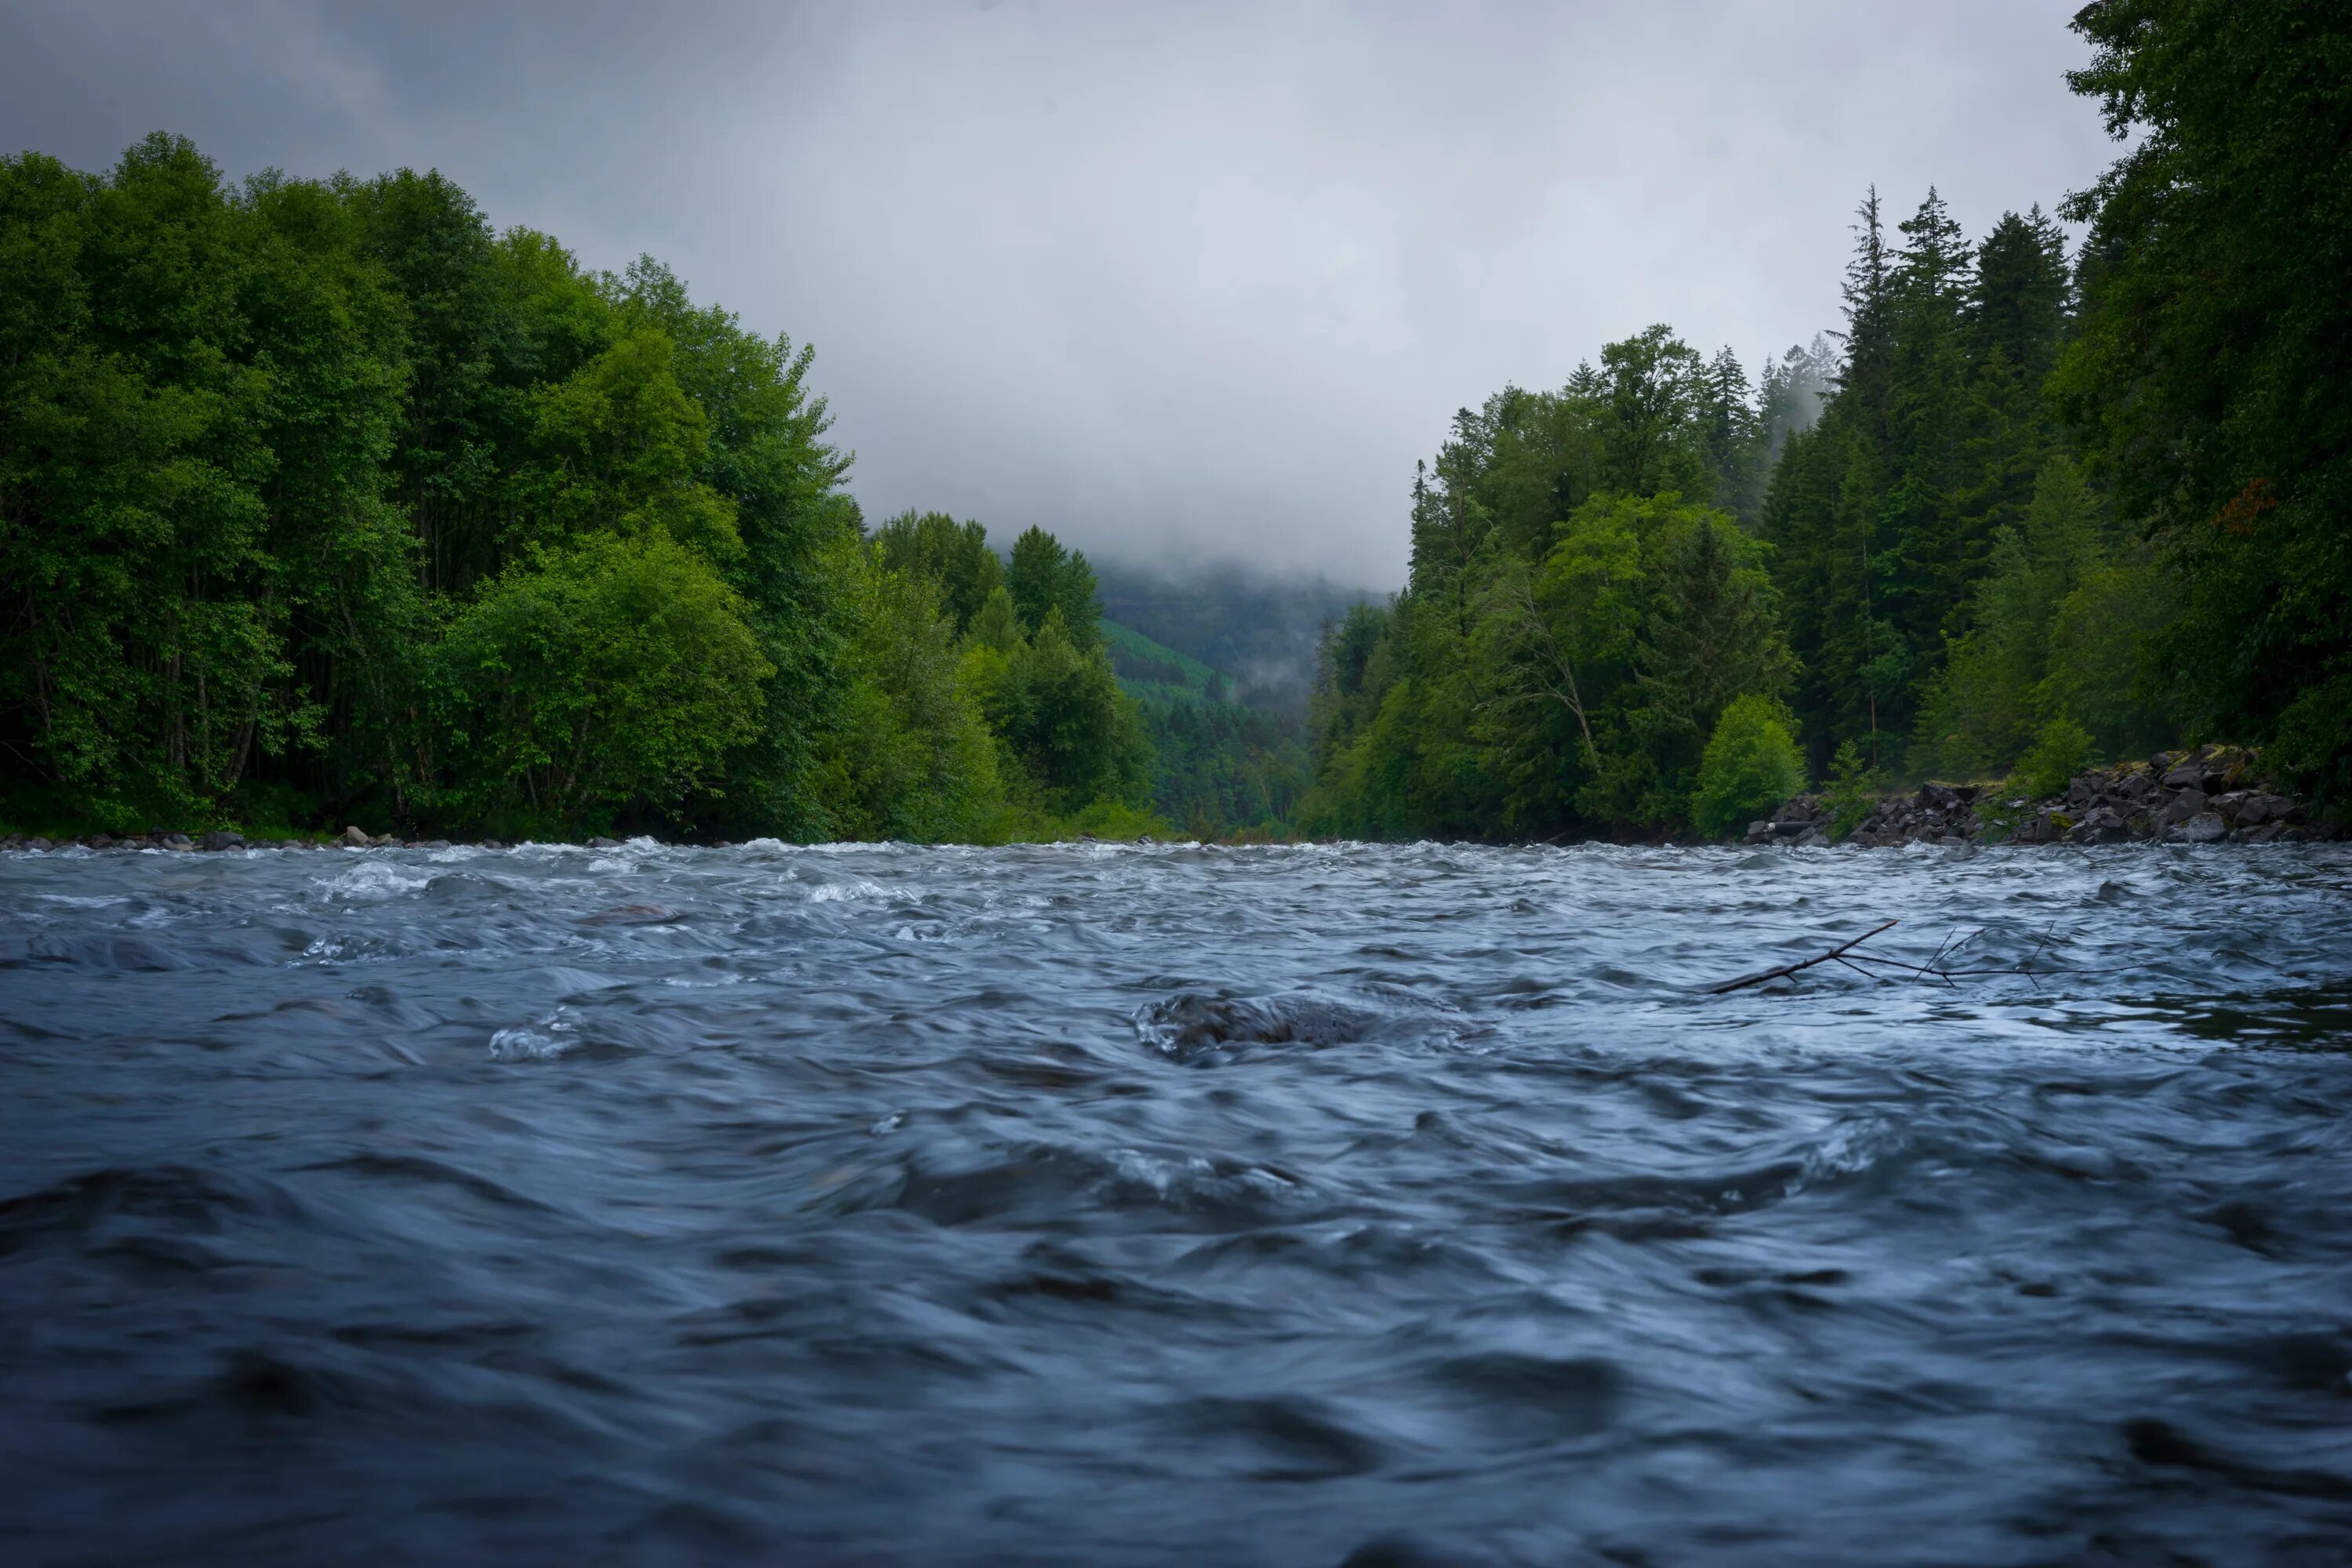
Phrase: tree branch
[{"left": 1709, "top": 920, "right": 1899, "bottom": 993}]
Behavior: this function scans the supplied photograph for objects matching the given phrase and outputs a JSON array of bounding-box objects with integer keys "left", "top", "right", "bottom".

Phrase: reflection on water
[{"left": 3, "top": 840, "right": 2350, "bottom": 1565}]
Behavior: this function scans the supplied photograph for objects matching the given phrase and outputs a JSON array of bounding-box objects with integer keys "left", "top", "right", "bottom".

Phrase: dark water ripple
[{"left": 3, "top": 840, "right": 2350, "bottom": 1566}]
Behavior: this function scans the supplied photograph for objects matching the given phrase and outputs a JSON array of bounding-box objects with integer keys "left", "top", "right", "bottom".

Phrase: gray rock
[
  {"left": 340, "top": 825, "right": 373, "bottom": 848},
  {"left": 2249, "top": 793, "right": 2301, "bottom": 826},
  {"left": 2018, "top": 810, "right": 2068, "bottom": 844},
  {"left": 586, "top": 836, "right": 622, "bottom": 849},
  {"left": 2156, "top": 790, "right": 2207, "bottom": 827},
  {"left": 2171, "top": 811, "right": 2228, "bottom": 844},
  {"left": 161, "top": 833, "right": 194, "bottom": 851},
  {"left": 480, "top": 839, "right": 505, "bottom": 850},
  {"left": 2161, "top": 759, "right": 2207, "bottom": 789},
  {"left": 27, "top": 835, "right": 53, "bottom": 851},
  {"left": 198, "top": 829, "right": 245, "bottom": 851},
  {"left": 2068, "top": 807, "right": 2129, "bottom": 844},
  {"left": 2241, "top": 822, "right": 2285, "bottom": 844}
]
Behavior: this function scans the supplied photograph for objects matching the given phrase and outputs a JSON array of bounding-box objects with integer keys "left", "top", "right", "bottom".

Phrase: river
[{"left": 3, "top": 840, "right": 2349, "bottom": 1565}]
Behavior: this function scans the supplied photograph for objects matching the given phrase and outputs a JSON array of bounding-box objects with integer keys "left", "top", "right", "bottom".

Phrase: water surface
[{"left": 4, "top": 840, "right": 2350, "bottom": 1565}]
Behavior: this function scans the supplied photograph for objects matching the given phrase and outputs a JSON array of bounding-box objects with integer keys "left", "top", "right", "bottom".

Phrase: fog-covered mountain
[{"left": 1093, "top": 563, "right": 1378, "bottom": 712}]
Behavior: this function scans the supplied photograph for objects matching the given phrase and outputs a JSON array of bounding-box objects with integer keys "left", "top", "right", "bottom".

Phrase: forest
[
  {"left": 0, "top": 135, "right": 1254, "bottom": 842},
  {"left": 1301, "top": 1, "right": 2350, "bottom": 840},
  {"left": 3, "top": 3, "right": 2343, "bottom": 847}
]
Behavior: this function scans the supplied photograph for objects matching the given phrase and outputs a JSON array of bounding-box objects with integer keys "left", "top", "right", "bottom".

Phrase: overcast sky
[{"left": 1, "top": 2, "right": 2118, "bottom": 586}]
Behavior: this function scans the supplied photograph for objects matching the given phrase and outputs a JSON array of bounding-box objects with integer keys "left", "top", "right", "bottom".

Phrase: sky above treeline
[{"left": 1, "top": 1, "right": 2120, "bottom": 587}]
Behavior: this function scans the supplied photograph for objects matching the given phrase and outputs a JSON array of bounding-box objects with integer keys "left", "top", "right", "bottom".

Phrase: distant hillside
[
  {"left": 1100, "top": 618, "right": 1314, "bottom": 837},
  {"left": 1092, "top": 564, "right": 1380, "bottom": 712},
  {"left": 1103, "top": 620, "right": 1228, "bottom": 706}
]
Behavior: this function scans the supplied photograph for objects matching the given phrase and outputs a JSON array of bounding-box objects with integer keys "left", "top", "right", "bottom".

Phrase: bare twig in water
[
  {"left": 2021, "top": 922, "right": 2059, "bottom": 994},
  {"left": 1709, "top": 920, "right": 2145, "bottom": 994},
  {"left": 1709, "top": 920, "right": 1900, "bottom": 994}
]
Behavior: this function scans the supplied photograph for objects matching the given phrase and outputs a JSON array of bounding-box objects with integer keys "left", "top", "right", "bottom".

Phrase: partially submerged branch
[
  {"left": 1710, "top": 920, "right": 2111, "bottom": 994},
  {"left": 1709, "top": 920, "right": 1898, "bottom": 993}
]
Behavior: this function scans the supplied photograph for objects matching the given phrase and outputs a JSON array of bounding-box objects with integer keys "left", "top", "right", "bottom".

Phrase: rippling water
[{"left": 4, "top": 840, "right": 2350, "bottom": 1566}]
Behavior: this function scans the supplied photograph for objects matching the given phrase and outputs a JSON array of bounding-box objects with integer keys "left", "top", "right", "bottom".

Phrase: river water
[{"left": 2, "top": 840, "right": 2349, "bottom": 1566}]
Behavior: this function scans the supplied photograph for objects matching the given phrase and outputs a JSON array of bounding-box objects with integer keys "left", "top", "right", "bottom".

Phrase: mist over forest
[
  {"left": 6, "top": 12, "right": 2352, "bottom": 1561},
  {"left": 1093, "top": 563, "right": 1374, "bottom": 712},
  {"left": 2, "top": 3, "right": 2347, "bottom": 848}
]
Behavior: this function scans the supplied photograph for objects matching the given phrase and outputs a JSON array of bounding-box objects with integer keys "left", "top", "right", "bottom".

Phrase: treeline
[
  {"left": 0, "top": 135, "right": 1157, "bottom": 840},
  {"left": 1304, "top": 1, "right": 2350, "bottom": 838}
]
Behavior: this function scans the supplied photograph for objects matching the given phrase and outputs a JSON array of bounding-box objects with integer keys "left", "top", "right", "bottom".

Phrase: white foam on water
[
  {"left": 316, "top": 859, "right": 431, "bottom": 902},
  {"left": 488, "top": 1007, "right": 582, "bottom": 1061}
]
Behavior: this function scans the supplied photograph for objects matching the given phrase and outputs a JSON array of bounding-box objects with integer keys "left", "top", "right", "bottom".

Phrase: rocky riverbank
[
  {"left": 5, "top": 751, "right": 2339, "bottom": 853},
  {"left": 1744, "top": 745, "right": 2339, "bottom": 848}
]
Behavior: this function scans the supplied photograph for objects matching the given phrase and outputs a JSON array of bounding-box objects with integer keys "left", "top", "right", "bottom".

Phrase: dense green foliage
[
  {"left": 1299, "top": 354, "right": 1805, "bottom": 840},
  {"left": 2057, "top": 0, "right": 2352, "bottom": 804},
  {"left": 1690, "top": 695, "right": 1804, "bottom": 837},
  {"left": 1765, "top": 191, "right": 2085, "bottom": 775},
  {"left": 1305, "top": 3, "right": 2350, "bottom": 837},
  {"left": 0, "top": 137, "right": 1156, "bottom": 840}
]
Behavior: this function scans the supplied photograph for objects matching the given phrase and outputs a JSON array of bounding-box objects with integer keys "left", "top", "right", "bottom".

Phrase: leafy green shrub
[
  {"left": 1690, "top": 695, "right": 1804, "bottom": 837},
  {"left": 434, "top": 533, "right": 771, "bottom": 826},
  {"left": 2013, "top": 715, "right": 2095, "bottom": 801},
  {"left": 1823, "top": 739, "right": 1881, "bottom": 841},
  {"left": 1065, "top": 799, "right": 1175, "bottom": 840}
]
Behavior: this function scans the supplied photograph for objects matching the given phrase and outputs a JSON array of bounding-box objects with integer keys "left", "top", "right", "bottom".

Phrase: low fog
[{"left": 0, "top": 2, "right": 2118, "bottom": 587}]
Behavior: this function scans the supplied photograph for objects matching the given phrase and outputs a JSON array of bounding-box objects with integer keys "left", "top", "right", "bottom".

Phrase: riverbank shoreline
[
  {"left": 5, "top": 746, "right": 2342, "bottom": 855},
  {"left": 1747, "top": 745, "right": 2342, "bottom": 848}
]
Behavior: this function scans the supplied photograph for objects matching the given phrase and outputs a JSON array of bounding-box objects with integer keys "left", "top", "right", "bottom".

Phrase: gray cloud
[{"left": 0, "top": 1, "right": 2117, "bottom": 586}]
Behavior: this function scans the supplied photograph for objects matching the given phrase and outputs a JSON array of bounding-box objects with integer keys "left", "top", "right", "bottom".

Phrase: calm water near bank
[{"left": 3, "top": 840, "right": 2350, "bottom": 1565}]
